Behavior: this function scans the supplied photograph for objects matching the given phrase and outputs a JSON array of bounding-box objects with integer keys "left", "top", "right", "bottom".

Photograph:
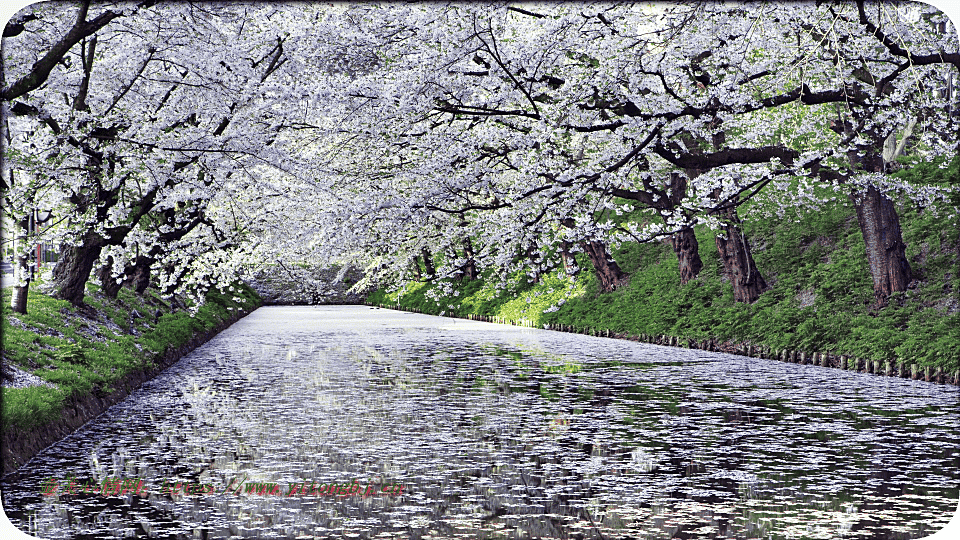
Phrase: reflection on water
[{"left": 2, "top": 306, "right": 957, "bottom": 539}]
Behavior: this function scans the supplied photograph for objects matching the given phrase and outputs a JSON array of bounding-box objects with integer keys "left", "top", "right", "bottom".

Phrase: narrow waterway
[{"left": 2, "top": 306, "right": 958, "bottom": 539}]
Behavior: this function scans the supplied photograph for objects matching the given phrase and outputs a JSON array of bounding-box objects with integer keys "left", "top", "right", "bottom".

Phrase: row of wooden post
[{"left": 368, "top": 303, "right": 959, "bottom": 386}]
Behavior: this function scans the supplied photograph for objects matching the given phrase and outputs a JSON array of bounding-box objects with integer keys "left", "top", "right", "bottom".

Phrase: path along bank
[{"left": 1, "top": 282, "right": 261, "bottom": 476}]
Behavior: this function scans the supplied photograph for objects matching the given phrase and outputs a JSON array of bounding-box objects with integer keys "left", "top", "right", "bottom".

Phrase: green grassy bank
[
  {"left": 369, "top": 189, "right": 959, "bottom": 372},
  {"left": 1, "top": 281, "right": 260, "bottom": 472}
]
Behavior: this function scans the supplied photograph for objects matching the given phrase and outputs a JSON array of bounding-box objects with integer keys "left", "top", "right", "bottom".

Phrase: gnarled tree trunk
[
  {"left": 124, "top": 255, "right": 154, "bottom": 294},
  {"left": 715, "top": 208, "right": 767, "bottom": 303},
  {"left": 850, "top": 184, "right": 912, "bottom": 306},
  {"left": 580, "top": 240, "right": 628, "bottom": 292},
  {"left": 51, "top": 232, "right": 104, "bottom": 306},
  {"left": 96, "top": 256, "right": 123, "bottom": 299},
  {"left": 671, "top": 226, "right": 703, "bottom": 284}
]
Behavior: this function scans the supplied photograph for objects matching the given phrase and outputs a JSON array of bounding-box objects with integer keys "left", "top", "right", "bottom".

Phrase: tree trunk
[
  {"left": 51, "top": 233, "right": 104, "bottom": 306},
  {"left": 410, "top": 256, "right": 422, "bottom": 281},
  {"left": 10, "top": 214, "right": 31, "bottom": 314},
  {"left": 97, "top": 256, "right": 122, "bottom": 299},
  {"left": 10, "top": 275, "right": 30, "bottom": 314},
  {"left": 10, "top": 256, "right": 30, "bottom": 315},
  {"left": 850, "top": 184, "right": 912, "bottom": 306},
  {"left": 124, "top": 255, "right": 153, "bottom": 294},
  {"left": 421, "top": 247, "right": 435, "bottom": 278},
  {"left": 462, "top": 238, "right": 478, "bottom": 281},
  {"left": 580, "top": 240, "right": 628, "bottom": 292},
  {"left": 671, "top": 226, "right": 703, "bottom": 284},
  {"left": 715, "top": 208, "right": 767, "bottom": 303},
  {"left": 560, "top": 241, "right": 578, "bottom": 276}
]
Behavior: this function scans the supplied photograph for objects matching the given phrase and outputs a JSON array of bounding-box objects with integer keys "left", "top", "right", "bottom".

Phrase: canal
[{"left": 2, "top": 306, "right": 958, "bottom": 539}]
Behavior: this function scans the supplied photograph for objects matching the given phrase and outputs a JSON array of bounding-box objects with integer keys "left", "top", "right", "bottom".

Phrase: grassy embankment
[
  {"left": 369, "top": 161, "right": 960, "bottom": 372},
  {"left": 1, "top": 281, "right": 261, "bottom": 433}
]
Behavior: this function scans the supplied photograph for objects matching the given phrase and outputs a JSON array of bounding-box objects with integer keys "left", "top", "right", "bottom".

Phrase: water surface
[{"left": 2, "top": 306, "right": 957, "bottom": 539}]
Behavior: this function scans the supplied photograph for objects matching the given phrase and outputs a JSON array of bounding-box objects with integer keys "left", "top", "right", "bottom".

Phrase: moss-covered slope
[{"left": 368, "top": 191, "right": 958, "bottom": 371}]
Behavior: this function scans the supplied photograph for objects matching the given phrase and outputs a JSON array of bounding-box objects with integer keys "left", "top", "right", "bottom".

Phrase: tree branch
[{"left": 1, "top": 1, "right": 158, "bottom": 101}]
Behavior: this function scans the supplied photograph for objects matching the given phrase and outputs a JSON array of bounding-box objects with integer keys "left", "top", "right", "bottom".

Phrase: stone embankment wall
[{"left": 247, "top": 265, "right": 368, "bottom": 305}]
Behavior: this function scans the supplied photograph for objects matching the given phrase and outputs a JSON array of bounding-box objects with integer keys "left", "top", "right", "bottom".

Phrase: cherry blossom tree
[
  {"left": 296, "top": 1, "right": 957, "bottom": 306},
  {"left": 3, "top": 2, "right": 314, "bottom": 308},
  {"left": 3, "top": 1, "right": 956, "bottom": 313}
]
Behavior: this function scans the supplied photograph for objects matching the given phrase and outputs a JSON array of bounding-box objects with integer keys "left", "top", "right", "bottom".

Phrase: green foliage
[{"left": 2, "top": 386, "right": 66, "bottom": 429}]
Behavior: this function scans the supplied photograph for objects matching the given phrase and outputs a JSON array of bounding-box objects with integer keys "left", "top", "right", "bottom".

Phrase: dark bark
[
  {"left": 580, "top": 240, "right": 628, "bottom": 292},
  {"left": 160, "top": 262, "right": 189, "bottom": 297},
  {"left": 850, "top": 184, "right": 912, "bottom": 306},
  {"left": 51, "top": 233, "right": 104, "bottom": 306},
  {"left": 715, "top": 208, "right": 768, "bottom": 303},
  {"left": 462, "top": 238, "right": 478, "bottom": 281},
  {"left": 1, "top": 1, "right": 158, "bottom": 101},
  {"left": 671, "top": 226, "right": 703, "bottom": 284},
  {"left": 653, "top": 143, "right": 799, "bottom": 170},
  {"left": 855, "top": 0, "right": 960, "bottom": 71},
  {"left": 96, "top": 256, "right": 122, "bottom": 299},
  {"left": 124, "top": 255, "right": 154, "bottom": 294},
  {"left": 421, "top": 247, "right": 435, "bottom": 278}
]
